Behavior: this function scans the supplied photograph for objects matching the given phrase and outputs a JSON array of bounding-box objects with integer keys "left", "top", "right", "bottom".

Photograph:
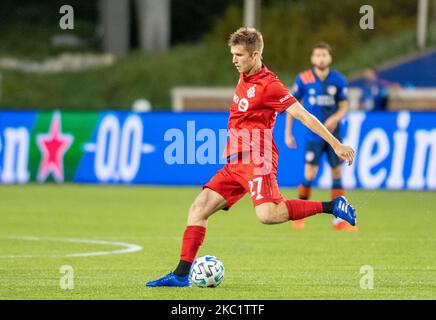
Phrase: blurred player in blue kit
[{"left": 285, "top": 42, "right": 357, "bottom": 231}]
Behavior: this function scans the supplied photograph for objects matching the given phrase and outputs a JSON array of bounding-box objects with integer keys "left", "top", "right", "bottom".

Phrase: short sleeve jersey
[
  {"left": 293, "top": 68, "right": 347, "bottom": 141},
  {"left": 224, "top": 65, "right": 297, "bottom": 165}
]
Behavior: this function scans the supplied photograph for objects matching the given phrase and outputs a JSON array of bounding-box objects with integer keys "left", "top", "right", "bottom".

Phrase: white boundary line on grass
[{"left": 0, "top": 236, "right": 143, "bottom": 259}]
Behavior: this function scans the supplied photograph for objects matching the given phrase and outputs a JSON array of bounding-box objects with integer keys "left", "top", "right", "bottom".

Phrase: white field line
[{"left": 0, "top": 236, "right": 143, "bottom": 259}]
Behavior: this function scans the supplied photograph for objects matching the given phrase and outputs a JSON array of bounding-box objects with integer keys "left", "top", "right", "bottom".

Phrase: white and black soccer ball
[{"left": 190, "top": 255, "right": 225, "bottom": 288}]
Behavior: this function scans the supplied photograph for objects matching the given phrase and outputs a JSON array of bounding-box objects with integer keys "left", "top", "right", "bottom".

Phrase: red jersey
[{"left": 224, "top": 65, "right": 297, "bottom": 166}]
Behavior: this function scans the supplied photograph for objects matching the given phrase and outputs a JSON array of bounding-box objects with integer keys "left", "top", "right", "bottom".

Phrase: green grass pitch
[{"left": 0, "top": 184, "right": 435, "bottom": 299}]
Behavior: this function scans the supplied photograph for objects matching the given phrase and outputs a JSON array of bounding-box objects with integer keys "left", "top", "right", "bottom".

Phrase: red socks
[
  {"left": 285, "top": 199, "right": 323, "bottom": 221},
  {"left": 178, "top": 203, "right": 325, "bottom": 265},
  {"left": 179, "top": 202, "right": 326, "bottom": 261},
  {"left": 180, "top": 225, "right": 206, "bottom": 263}
]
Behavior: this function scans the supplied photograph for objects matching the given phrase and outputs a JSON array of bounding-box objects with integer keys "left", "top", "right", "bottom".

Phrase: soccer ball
[{"left": 190, "top": 255, "right": 225, "bottom": 288}]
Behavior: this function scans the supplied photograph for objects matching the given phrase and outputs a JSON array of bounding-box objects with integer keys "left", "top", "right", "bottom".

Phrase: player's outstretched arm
[{"left": 286, "top": 101, "right": 355, "bottom": 165}]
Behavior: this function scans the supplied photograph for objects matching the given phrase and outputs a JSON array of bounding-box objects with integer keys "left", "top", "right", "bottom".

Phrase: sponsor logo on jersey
[
  {"left": 279, "top": 93, "right": 292, "bottom": 103},
  {"left": 247, "top": 85, "right": 256, "bottom": 98},
  {"left": 327, "top": 85, "right": 337, "bottom": 96},
  {"left": 233, "top": 94, "right": 240, "bottom": 104},
  {"left": 317, "top": 95, "right": 336, "bottom": 106},
  {"left": 308, "top": 96, "right": 317, "bottom": 105},
  {"left": 238, "top": 98, "right": 249, "bottom": 112},
  {"left": 306, "top": 151, "right": 315, "bottom": 162}
]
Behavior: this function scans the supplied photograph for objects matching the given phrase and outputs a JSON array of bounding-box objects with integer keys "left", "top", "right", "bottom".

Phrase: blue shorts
[{"left": 305, "top": 140, "right": 343, "bottom": 168}]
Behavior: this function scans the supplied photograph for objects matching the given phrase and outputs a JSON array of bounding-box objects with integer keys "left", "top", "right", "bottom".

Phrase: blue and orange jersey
[{"left": 292, "top": 68, "right": 348, "bottom": 141}]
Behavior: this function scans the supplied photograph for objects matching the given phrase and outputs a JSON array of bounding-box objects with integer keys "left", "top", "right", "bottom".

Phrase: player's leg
[
  {"left": 255, "top": 197, "right": 356, "bottom": 226},
  {"left": 146, "top": 166, "right": 245, "bottom": 287},
  {"left": 175, "top": 167, "right": 246, "bottom": 274},
  {"left": 293, "top": 163, "right": 319, "bottom": 230},
  {"left": 146, "top": 188, "right": 227, "bottom": 287},
  {"left": 186, "top": 187, "right": 228, "bottom": 227},
  {"left": 299, "top": 164, "right": 318, "bottom": 200},
  {"left": 250, "top": 169, "right": 355, "bottom": 226},
  {"left": 331, "top": 164, "right": 345, "bottom": 200},
  {"left": 173, "top": 188, "right": 227, "bottom": 276},
  {"left": 256, "top": 201, "right": 322, "bottom": 224},
  {"left": 293, "top": 141, "right": 322, "bottom": 230}
]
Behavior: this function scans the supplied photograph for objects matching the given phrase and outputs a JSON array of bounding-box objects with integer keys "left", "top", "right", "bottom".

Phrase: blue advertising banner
[
  {"left": 0, "top": 110, "right": 435, "bottom": 190},
  {"left": 0, "top": 111, "right": 37, "bottom": 184},
  {"left": 72, "top": 110, "right": 436, "bottom": 190},
  {"left": 75, "top": 111, "right": 229, "bottom": 185}
]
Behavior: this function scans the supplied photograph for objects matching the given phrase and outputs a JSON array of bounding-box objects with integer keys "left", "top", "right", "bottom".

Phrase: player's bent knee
[
  {"left": 255, "top": 207, "right": 276, "bottom": 225},
  {"left": 257, "top": 215, "right": 274, "bottom": 225},
  {"left": 255, "top": 202, "right": 287, "bottom": 225}
]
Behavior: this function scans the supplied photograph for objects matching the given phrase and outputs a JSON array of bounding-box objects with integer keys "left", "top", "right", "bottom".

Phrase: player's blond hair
[{"left": 228, "top": 27, "right": 264, "bottom": 55}]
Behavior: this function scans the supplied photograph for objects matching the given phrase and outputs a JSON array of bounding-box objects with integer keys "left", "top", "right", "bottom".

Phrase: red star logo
[{"left": 36, "top": 112, "right": 73, "bottom": 183}]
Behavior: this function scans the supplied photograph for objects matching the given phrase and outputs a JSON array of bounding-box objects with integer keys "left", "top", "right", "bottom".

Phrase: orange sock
[
  {"left": 331, "top": 188, "right": 345, "bottom": 200},
  {"left": 298, "top": 185, "right": 312, "bottom": 200}
]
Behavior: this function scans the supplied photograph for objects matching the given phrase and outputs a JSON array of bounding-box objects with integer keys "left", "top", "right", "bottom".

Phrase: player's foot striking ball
[{"left": 146, "top": 27, "right": 356, "bottom": 287}]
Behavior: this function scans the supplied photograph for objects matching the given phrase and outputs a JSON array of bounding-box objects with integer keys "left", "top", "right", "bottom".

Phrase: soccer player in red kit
[{"left": 146, "top": 27, "right": 356, "bottom": 287}]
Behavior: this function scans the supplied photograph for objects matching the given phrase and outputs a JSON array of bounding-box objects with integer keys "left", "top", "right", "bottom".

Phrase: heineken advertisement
[{"left": 0, "top": 110, "right": 435, "bottom": 190}]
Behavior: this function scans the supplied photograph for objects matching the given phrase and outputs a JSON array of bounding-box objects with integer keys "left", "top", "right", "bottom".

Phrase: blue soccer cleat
[
  {"left": 145, "top": 272, "right": 191, "bottom": 287},
  {"left": 332, "top": 196, "right": 356, "bottom": 226}
]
